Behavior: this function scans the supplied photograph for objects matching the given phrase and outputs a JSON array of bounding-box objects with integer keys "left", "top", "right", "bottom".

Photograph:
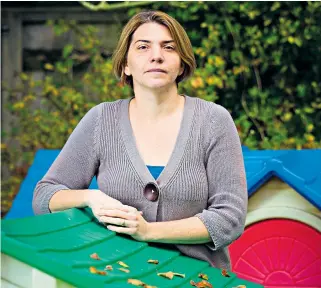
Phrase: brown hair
[{"left": 112, "top": 10, "right": 196, "bottom": 89}]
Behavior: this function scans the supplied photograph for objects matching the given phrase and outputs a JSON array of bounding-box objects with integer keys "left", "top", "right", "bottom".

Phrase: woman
[{"left": 33, "top": 10, "right": 248, "bottom": 270}]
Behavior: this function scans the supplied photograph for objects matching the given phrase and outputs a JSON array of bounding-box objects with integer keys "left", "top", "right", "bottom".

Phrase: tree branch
[{"left": 79, "top": 1, "right": 154, "bottom": 11}]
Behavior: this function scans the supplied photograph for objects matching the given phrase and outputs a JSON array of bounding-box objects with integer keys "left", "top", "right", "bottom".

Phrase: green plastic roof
[{"left": 1, "top": 208, "right": 263, "bottom": 288}]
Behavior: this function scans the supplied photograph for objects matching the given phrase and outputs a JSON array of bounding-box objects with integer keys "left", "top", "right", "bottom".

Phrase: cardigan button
[{"left": 144, "top": 183, "right": 159, "bottom": 202}]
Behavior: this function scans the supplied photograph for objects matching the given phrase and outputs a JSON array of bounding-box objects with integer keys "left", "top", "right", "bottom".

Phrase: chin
[{"left": 145, "top": 80, "right": 173, "bottom": 89}]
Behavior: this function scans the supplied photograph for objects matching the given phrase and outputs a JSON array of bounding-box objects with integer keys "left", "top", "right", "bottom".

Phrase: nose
[{"left": 150, "top": 46, "right": 164, "bottom": 63}]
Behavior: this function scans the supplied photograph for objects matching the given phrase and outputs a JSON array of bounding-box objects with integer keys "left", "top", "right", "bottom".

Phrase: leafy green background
[{"left": 2, "top": 2, "right": 320, "bottom": 217}]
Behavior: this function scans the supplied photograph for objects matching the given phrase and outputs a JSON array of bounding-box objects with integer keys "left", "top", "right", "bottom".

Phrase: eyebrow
[{"left": 134, "top": 40, "right": 175, "bottom": 44}]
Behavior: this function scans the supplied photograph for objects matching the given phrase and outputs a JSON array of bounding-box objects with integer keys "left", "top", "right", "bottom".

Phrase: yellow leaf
[
  {"left": 191, "top": 77, "right": 204, "bottom": 89},
  {"left": 157, "top": 272, "right": 174, "bottom": 280},
  {"left": 70, "top": 119, "right": 77, "bottom": 126},
  {"left": 307, "top": 124, "right": 314, "bottom": 132},
  {"left": 157, "top": 271, "right": 185, "bottom": 280},
  {"left": 13, "top": 102, "right": 25, "bottom": 109},
  {"left": 198, "top": 273, "right": 209, "bottom": 280},
  {"left": 305, "top": 134, "right": 315, "bottom": 143},
  {"left": 52, "top": 88, "right": 59, "bottom": 97},
  {"left": 283, "top": 112, "right": 292, "bottom": 122},
  {"left": 128, "top": 279, "right": 144, "bottom": 286},
  {"left": 118, "top": 267, "right": 130, "bottom": 273},
  {"left": 44, "top": 63, "right": 55, "bottom": 71},
  {"left": 288, "top": 36, "right": 295, "bottom": 44},
  {"left": 20, "top": 73, "right": 29, "bottom": 81},
  {"left": 288, "top": 138, "right": 295, "bottom": 144},
  {"left": 214, "top": 56, "right": 225, "bottom": 67},
  {"left": 89, "top": 266, "right": 107, "bottom": 275},
  {"left": 117, "top": 261, "right": 129, "bottom": 268}
]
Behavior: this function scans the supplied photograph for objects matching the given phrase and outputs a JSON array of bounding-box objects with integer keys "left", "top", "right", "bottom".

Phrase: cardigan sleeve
[
  {"left": 195, "top": 104, "right": 248, "bottom": 251},
  {"left": 32, "top": 104, "right": 101, "bottom": 215}
]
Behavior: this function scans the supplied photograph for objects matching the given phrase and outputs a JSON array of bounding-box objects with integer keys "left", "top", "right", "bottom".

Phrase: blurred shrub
[
  {"left": 2, "top": 1, "right": 321, "bottom": 216},
  {"left": 148, "top": 1, "right": 321, "bottom": 149}
]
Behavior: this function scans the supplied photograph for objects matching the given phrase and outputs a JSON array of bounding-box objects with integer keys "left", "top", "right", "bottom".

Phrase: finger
[
  {"left": 122, "top": 205, "right": 138, "bottom": 213},
  {"left": 98, "top": 205, "right": 136, "bottom": 214},
  {"left": 99, "top": 205, "right": 129, "bottom": 212},
  {"left": 99, "top": 216, "right": 138, "bottom": 228},
  {"left": 107, "top": 225, "right": 137, "bottom": 235},
  {"left": 98, "top": 209, "right": 137, "bottom": 220}
]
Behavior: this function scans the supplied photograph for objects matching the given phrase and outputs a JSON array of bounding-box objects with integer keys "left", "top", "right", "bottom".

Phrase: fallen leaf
[
  {"left": 118, "top": 261, "right": 129, "bottom": 268},
  {"left": 118, "top": 267, "right": 130, "bottom": 273},
  {"left": 157, "top": 272, "right": 174, "bottom": 280},
  {"left": 157, "top": 271, "right": 185, "bottom": 280},
  {"left": 105, "top": 265, "right": 113, "bottom": 271},
  {"left": 198, "top": 273, "right": 209, "bottom": 280},
  {"left": 147, "top": 259, "right": 159, "bottom": 264},
  {"left": 190, "top": 280, "right": 213, "bottom": 288},
  {"left": 128, "top": 279, "right": 144, "bottom": 286},
  {"left": 173, "top": 272, "right": 185, "bottom": 278},
  {"left": 127, "top": 279, "right": 157, "bottom": 288},
  {"left": 89, "top": 266, "right": 107, "bottom": 275},
  {"left": 221, "top": 269, "right": 230, "bottom": 277},
  {"left": 90, "top": 253, "right": 101, "bottom": 260}
]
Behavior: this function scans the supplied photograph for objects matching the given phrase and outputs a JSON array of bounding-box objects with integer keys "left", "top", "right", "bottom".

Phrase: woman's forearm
[
  {"left": 146, "top": 217, "right": 211, "bottom": 244},
  {"left": 49, "top": 189, "right": 89, "bottom": 212}
]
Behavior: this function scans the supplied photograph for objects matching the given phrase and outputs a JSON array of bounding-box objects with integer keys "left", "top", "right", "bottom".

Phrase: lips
[{"left": 146, "top": 69, "right": 167, "bottom": 73}]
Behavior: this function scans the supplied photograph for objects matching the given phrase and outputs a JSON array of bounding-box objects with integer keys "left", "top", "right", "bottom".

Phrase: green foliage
[
  {"left": 1, "top": 20, "right": 132, "bottom": 215},
  {"left": 2, "top": 2, "right": 321, "bottom": 216},
  {"left": 147, "top": 1, "right": 320, "bottom": 149}
]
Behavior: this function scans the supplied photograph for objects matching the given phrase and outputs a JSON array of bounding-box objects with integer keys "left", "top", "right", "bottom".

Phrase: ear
[
  {"left": 124, "top": 63, "right": 131, "bottom": 76},
  {"left": 179, "top": 63, "right": 184, "bottom": 76}
]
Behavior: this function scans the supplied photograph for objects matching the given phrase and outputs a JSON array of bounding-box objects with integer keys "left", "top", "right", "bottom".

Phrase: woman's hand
[
  {"left": 85, "top": 189, "right": 139, "bottom": 223},
  {"left": 98, "top": 208, "right": 150, "bottom": 242}
]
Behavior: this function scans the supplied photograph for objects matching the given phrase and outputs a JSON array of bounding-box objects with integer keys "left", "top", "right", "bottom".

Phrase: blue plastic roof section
[
  {"left": 5, "top": 148, "right": 321, "bottom": 219},
  {"left": 242, "top": 149, "right": 321, "bottom": 210},
  {"left": 5, "top": 150, "right": 98, "bottom": 219}
]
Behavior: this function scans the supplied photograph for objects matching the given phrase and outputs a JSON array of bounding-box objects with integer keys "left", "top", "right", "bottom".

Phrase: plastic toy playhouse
[
  {"left": 2, "top": 148, "right": 321, "bottom": 288},
  {"left": 230, "top": 149, "right": 321, "bottom": 288}
]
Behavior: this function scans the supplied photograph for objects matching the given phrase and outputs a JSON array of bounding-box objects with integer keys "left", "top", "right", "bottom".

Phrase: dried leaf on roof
[
  {"left": 221, "top": 269, "right": 231, "bottom": 277},
  {"left": 198, "top": 273, "right": 209, "bottom": 280},
  {"left": 90, "top": 253, "right": 101, "bottom": 260},
  {"left": 157, "top": 271, "right": 185, "bottom": 280},
  {"left": 89, "top": 266, "right": 107, "bottom": 275},
  {"left": 190, "top": 280, "right": 213, "bottom": 288},
  {"left": 127, "top": 278, "right": 157, "bottom": 288},
  {"left": 117, "top": 261, "right": 129, "bottom": 268},
  {"left": 118, "top": 267, "right": 130, "bottom": 273},
  {"left": 128, "top": 279, "right": 144, "bottom": 286}
]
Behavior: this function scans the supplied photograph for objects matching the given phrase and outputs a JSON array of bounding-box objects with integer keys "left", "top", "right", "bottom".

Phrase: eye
[
  {"left": 138, "top": 45, "right": 148, "bottom": 50},
  {"left": 164, "top": 45, "right": 175, "bottom": 50}
]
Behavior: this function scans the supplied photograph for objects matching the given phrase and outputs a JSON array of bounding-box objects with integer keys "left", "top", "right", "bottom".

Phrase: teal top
[{"left": 146, "top": 165, "right": 165, "bottom": 180}]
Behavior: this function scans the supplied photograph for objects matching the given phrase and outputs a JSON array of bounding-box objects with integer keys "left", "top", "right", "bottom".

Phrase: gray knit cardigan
[{"left": 33, "top": 95, "right": 248, "bottom": 270}]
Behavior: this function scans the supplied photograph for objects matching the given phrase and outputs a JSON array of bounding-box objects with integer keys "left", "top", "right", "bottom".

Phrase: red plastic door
[{"left": 229, "top": 219, "right": 321, "bottom": 288}]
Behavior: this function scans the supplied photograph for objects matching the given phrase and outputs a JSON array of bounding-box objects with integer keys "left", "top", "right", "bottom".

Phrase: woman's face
[{"left": 125, "top": 22, "right": 184, "bottom": 90}]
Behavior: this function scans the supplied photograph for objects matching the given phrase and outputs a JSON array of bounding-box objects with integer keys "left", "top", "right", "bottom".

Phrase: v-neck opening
[{"left": 119, "top": 95, "right": 195, "bottom": 187}]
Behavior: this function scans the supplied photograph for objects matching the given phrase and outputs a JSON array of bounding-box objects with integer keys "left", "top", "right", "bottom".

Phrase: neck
[{"left": 130, "top": 84, "right": 183, "bottom": 120}]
